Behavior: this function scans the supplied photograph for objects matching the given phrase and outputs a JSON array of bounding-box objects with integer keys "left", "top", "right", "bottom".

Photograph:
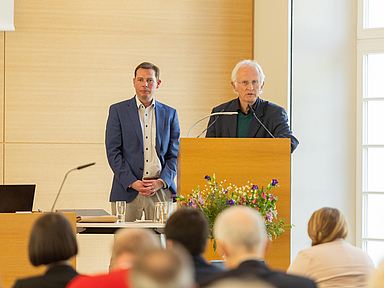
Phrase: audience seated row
[{"left": 7, "top": 206, "right": 382, "bottom": 288}]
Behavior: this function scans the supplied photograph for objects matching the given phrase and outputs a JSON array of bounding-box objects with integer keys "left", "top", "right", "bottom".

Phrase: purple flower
[
  {"left": 204, "top": 175, "right": 211, "bottom": 180},
  {"left": 188, "top": 202, "right": 193, "bottom": 206},
  {"left": 227, "top": 199, "right": 234, "bottom": 206},
  {"left": 212, "top": 195, "right": 216, "bottom": 199},
  {"left": 252, "top": 185, "right": 258, "bottom": 190},
  {"left": 271, "top": 179, "right": 278, "bottom": 186},
  {"left": 224, "top": 190, "right": 228, "bottom": 194},
  {"left": 171, "top": 194, "right": 177, "bottom": 198}
]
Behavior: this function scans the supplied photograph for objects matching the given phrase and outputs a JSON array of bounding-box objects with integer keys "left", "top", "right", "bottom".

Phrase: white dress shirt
[{"left": 135, "top": 96, "right": 162, "bottom": 179}]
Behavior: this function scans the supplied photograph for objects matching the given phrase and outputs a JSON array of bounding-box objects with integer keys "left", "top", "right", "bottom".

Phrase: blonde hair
[{"left": 308, "top": 207, "right": 348, "bottom": 246}]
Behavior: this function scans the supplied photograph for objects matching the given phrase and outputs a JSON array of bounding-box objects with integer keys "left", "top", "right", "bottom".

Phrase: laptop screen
[{"left": 0, "top": 185, "right": 36, "bottom": 213}]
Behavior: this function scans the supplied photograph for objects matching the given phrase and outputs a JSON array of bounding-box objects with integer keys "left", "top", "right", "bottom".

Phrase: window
[{"left": 357, "top": 0, "right": 384, "bottom": 267}]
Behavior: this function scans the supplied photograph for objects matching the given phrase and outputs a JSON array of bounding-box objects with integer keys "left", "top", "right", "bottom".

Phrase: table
[{"left": 76, "top": 222, "right": 166, "bottom": 234}]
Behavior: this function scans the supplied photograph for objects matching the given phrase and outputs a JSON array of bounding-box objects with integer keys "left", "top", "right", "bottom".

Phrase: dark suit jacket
[
  {"left": 105, "top": 96, "right": 180, "bottom": 203},
  {"left": 12, "top": 265, "right": 78, "bottom": 288},
  {"left": 206, "top": 97, "right": 299, "bottom": 153},
  {"left": 200, "top": 260, "right": 317, "bottom": 288},
  {"left": 192, "top": 255, "right": 225, "bottom": 285}
]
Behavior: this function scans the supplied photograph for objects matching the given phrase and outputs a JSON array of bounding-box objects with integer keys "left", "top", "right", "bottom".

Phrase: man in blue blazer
[
  {"left": 206, "top": 60, "right": 299, "bottom": 153},
  {"left": 105, "top": 62, "right": 180, "bottom": 221}
]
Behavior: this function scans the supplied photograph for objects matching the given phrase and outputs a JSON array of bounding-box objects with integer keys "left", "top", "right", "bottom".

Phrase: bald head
[
  {"left": 131, "top": 246, "right": 194, "bottom": 288},
  {"left": 214, "top": 206, "right": 267, "bottom": 255},
  {"left": 111, "top": 228, "right": 160, "bottom": 269}
]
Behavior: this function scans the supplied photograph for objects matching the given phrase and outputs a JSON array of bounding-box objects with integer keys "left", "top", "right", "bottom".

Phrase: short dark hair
[
  {"left": 165, "top": 208, "right": 209, "bottom": 255},
  {"left": 134, "top": 62, "right": 160, "bottom": 80},
  {"left": 29, "top": 213, "right": 78, "bottom": 266}
]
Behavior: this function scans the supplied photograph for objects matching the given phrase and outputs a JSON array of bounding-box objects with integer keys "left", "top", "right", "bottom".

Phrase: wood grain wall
[{"left": 2, "top": 0, "right": 253, "bottom": 214}]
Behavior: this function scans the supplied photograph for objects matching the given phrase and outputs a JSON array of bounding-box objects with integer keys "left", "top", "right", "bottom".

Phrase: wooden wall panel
[
  {"left": 1, "top": 32, "right": 4, "bottom": 184},
  {"left": 254, "top": 0, "right": 291, "bottom": 111},
  {"left": 5, "top": 0, "right": 253, "bottom": 142},
  {"left": 4, "top": 143, "right": 112, "bottom": 212},
  {"left": 2, "top": 1, "right": 253, "bottom": 275}
]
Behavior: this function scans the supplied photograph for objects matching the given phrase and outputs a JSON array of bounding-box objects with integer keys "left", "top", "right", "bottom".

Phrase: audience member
[
  {"left": 67, "top": 228, "right": 160, "bottom": 288},
  {"left": 130, "top": 245, "right": 195, "bottom": 288},
  {"left": 12, "top": 213, "right": 78, "bottom": 288},
  {"left": 287, "top": 207, "right": 374, "bottom": 288},
  {"left": 200, "top": 206, "right": 317, "bottom": 288},
  {"left": 165, "top": 208, "right": 225, "bottom": 284}
]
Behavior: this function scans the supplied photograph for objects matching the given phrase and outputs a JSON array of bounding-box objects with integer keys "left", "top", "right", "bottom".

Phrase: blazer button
[{"left": 140, "top": 167, "right": 143, "bottom": 170}]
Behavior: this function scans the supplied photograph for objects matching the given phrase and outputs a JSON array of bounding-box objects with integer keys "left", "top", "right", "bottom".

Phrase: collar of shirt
[
  {"left": 236, "top": 97, "right": 259, "bottom": 115},
  {"left": 135, "top": 95, "right": 156, "bottom": 109}
]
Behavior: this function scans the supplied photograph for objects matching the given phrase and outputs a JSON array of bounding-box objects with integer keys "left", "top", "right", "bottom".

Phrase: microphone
[
  {"left": 51, "top": 162, "right": 96, "bottom": 212},
  {"left": 196, "top": 109, "right": 225, "bottom": 138},
  {"left": 187, "top": 111, "right": 238, "bottom": 138},
  {"left": 247, "top": 104, "right": 275, "bottom": 138}
]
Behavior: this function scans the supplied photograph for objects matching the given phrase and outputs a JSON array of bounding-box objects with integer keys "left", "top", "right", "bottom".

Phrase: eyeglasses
[{"left": 237, "top": 80, "right": 259, "bottom": 87}]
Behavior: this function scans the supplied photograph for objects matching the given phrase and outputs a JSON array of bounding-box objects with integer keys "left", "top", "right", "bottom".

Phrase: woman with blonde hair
[{"left": 287, "top": 207, "right": 374, "bottom": 288}]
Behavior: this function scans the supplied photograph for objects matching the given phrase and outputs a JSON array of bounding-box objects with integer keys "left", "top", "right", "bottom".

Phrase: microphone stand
[
  {"left": 51, "top": 162, "right": 96, "bottom": 212},
  {"left": 187, "top": 112, "right": 238, "bottom": 138}
]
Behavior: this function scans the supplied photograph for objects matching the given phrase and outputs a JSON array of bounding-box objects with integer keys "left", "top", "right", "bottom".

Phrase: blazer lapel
[
  {"left": 227, "top": 100, "right": 239, "bottom": 137},
  {"left": 155, "top": 101, "right": 164, "bottom": 153},
  {"left": 126, "top": 97, "right": 143, "bottom": 147}
]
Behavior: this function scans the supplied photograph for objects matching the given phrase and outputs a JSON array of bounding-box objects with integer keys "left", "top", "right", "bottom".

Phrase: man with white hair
[
  {"left": 206, "top": 60, "right": 299, "bottom": 153},
  {"left": 200, "top": 206, "right": 317, "bottom": 288}
]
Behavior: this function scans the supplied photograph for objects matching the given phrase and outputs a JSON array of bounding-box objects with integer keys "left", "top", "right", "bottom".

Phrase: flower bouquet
[{"left": 175, "top": 174, "right": 292, "bottom": 250}]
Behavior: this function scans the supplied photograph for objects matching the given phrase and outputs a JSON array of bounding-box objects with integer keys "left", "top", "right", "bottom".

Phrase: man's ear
[
  {"left": 260, "top": 81, "right": 265, "bottom": 90},
  {"left": 231, "top": 81, "right": 238, "bottom": 92},
  {"left": 216, "top": 240, "right": 227, "bottom": 259},
  {"left": 156, "top": 79, "right": 161, "bottom": 89},
  {"left": 166, "top": 239, "right": 174, "bottom": 248}
]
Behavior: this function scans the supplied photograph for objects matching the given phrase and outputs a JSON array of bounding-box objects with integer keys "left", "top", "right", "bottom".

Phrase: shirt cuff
[{"left": 158, "top": 178, "right": 167, "bottom": 189}]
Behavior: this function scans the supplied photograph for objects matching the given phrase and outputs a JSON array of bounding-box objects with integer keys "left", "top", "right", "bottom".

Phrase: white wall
[{"left": 291, "top": 0, "right": 358, "bottom": 260}]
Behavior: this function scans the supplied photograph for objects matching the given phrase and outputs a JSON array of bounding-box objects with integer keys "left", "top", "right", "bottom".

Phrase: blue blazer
[
  {"left": 205, "top": 97, "right": 299, "bottom": 153},
  {"left": 105, "top": 96, "right": 180, "bottom": 203}
]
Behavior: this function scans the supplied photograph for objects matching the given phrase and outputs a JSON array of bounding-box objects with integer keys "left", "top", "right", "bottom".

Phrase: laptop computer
[{"left": 0, "top": 184, "right": 36, "bottom": 213}]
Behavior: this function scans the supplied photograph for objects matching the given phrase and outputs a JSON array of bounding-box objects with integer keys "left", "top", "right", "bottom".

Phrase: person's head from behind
[
  {"left": 165, "top": 208, "right": 209, "bottom": 255},
  {"left": 130, "top": 245, "right": 195, "bottom": 288},
  {"left": 308, "top": 207, "right": 348, "bottom": 246},
  {"left": 29, "top": 213, "right": 77, "bottom": 267},
  {"left": 214, "top": 206, "right": 267, "bottom": 269},
  {"left": 111, "top": 228, "right": 160, "bottom": 270}
]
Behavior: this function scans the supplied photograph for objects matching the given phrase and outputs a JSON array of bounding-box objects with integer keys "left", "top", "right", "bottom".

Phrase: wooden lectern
[
  {"left": 0, "top": 213, "right": 76, "bottom": 288},
  {"left": 177, "top": 138, "right": 291, "bottom": 270}
]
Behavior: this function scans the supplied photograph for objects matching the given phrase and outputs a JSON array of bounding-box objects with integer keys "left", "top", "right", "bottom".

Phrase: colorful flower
[{"left": 175, "top": 175, "right": 291, "bottom": 248}]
